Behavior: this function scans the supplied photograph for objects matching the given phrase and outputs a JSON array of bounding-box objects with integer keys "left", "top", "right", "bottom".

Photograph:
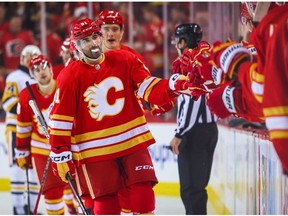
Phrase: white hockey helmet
[{"left": 21, "top": 45, "right": 41, "bottom": 57}]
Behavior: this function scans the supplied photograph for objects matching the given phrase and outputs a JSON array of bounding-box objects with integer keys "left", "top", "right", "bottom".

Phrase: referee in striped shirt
[{"left": 169, "top": 24, "right": 218, "bottom": 215}]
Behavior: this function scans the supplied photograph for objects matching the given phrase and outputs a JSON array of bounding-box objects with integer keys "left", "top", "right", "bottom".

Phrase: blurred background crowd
[{"left": 0, "top": 1, "right": 244, "bottom": 122}]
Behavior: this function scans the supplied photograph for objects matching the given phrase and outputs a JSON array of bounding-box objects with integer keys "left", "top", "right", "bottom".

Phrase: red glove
[
  {"left": 190, "top": 83, "right": 210, "bottom": 101},
  {"left": 172, "top": 58, "right": 182, "bottom": 74},
  {"left": 15, "top": 148, "right": 32, "bottom": 169},
  {"left": 206, "top": 83, "right": 243, "bottom": 119},
  {"left": 49, "top": 146, "right": 76, "bottom": 183},
  {"left": 180, "top": 48, "right": 194, "bottom": 76},
  {"left": 210, "top": 40, "right": 252, "bottom": 85},
  {"left": 150, "top": 101, "right": 175, "bottom": 116},
  {"left": 181, "top": 42, "right": 217, "bottom": 90}
]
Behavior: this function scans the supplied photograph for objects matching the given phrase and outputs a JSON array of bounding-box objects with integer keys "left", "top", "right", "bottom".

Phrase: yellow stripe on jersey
[
  {"left": 143, "top": 78, "right": 161, "bottom": 102},
  {"left": 31, "top": 147, "right": 50, "bottom": 156},
  {"left": 17, "top": 121, "right": 33, "bottom": 127},
  {"left": 269, "top": 130, "right": 288, "bottom": 140},
  {"left": 82, "top": 164, "right": 96, "bottom": 199},
  {"left": 46, "top": 209, "right": 65, "bottom": 215},
  {"left": 6, "top": 125, "right": 16, "bottom": 132},
  {"left": 49, "top": 129, "right": 72, "bottom": 136},
  {"left": 263, "top": 106, "right": 288, "bottom": 116},
  {"left": 45, "top": 197, "right": 63, "bottom": 204},
  {"left": 50, "top": 114, "right": 74, "bottom": 121},
  {"left": 253, "top": 94, "right": 263, "bottom": 103},
  {"left": 137, "top": 77, "right": 161, "bottom": 101},
  {"left": 16, "top": 132, "right": 31, "bottom": 139},
  {"left": 74, "top": 116, "right": 147, "bottom": 142},
  {"left": 32, "top": 133, "right": 49, "bottom": 143},
  {"left": 73, "top": 131, "right": 153, "bottom": 160},
  {"left": 250, "top": 64, "right": 264, "bottom": 82}
]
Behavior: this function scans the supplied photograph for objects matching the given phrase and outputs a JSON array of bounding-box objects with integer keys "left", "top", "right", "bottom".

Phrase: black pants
[{"left": 178, "top": 122, "right": 218, "bottom": 215}]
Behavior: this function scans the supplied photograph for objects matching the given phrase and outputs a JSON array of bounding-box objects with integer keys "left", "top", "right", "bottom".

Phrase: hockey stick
[
  {"left": 26, "top": 166, "right": 31, "bottom": 215},
  {"left": 30, "top": 99, "right": 51, "bottom": 215},
  {"left": 66, "top": 172, "right": 89, "bottom": 215},
  {"left": 25, "top": 81, "right": 89, "bottom": 215},
  {"left": 25, "top": 82, "right": 51, "bottom": 215},
  {"left": 25, "top": 82, "right": 49, "bottom": 140}
]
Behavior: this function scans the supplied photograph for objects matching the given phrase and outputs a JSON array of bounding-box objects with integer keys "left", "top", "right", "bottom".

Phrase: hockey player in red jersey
[
  {"left": 48, "top": 17, "right": 196, "bottom": 215},
  {"left": 240, "top": 2, "right": 288, "bottom": 173},
  {"left": 15, "top": 55, "right": 77, "bottom": 214},
  {"left": 183, "top": 3, "right": 288, "bottom": 173},
  {"left": 97, "top": 9, "right": 174, "bottom": 117},
  {"left": 96, "top": 10, "right": 174, "bottom": 214}
]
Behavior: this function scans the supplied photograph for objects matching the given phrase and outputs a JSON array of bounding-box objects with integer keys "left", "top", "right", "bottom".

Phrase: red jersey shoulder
[
  {"left": 19, "top": 83, "right": 38, "bottom": 104},
  {"left": 53, "top": 64, "right": 65, "bottom": 80},
  {"left": 57, "top": 60, "right": 92, "bottom": 84},
  {"left": 105, "top": 49, "right": 138, "bottom": 66}
]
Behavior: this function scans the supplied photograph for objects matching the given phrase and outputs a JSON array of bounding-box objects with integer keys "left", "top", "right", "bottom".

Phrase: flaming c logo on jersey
[{"left": 84, "top": 77, "right": 125, "bottom": 121}]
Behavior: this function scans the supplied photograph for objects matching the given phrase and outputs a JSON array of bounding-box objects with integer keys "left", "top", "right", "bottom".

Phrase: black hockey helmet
[{"left": 173, "top": 23, "right": 203, "bottom": 49}]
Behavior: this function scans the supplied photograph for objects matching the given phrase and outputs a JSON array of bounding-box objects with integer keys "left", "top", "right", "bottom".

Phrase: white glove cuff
[
  {"left": 219, "top": 43, "right": 251, "bottom": 74},
  {"left": 211, "top": 66, "right": 224, "bottom": 86},
  {"left": 15, "top": 149, "right": 30, "bottom": 159},
  {"left": 169, "top": 73, "right": 182, "bottom": 90},
  {"left": 222, "top": 86, "right": 237, "bottom": 114},
  {"left": 50, "top": 151, "right": 72, "bottom": 163}
]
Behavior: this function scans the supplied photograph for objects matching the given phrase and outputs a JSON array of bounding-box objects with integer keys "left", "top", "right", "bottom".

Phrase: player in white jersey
[{"left": 1, "top": 45, "right": 40, "bottom": 214}]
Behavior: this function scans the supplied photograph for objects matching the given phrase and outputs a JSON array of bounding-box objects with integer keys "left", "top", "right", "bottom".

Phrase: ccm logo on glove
[{"left": 50, "top": 151, "right": 72, "bottom": 163}]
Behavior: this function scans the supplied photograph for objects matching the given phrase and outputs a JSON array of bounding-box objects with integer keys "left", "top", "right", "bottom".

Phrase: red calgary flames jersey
[
  {"left": 49, "top": 50, "right": 174, "bottom": 165},
  {"left": 253, "top": 4, "right": 288, "bottom": 172},
  {"left": 238, "top": 4, "right": 288, "bottom": 172},
  {"left": 16, "top": 83, "right": 56, "bottom": 157}
]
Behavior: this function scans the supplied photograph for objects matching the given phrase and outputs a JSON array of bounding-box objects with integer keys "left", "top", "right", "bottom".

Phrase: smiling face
[
  {"left": 76, "top": 33, "right": 103, "bottom": 63},
  {"left": 100, "top": 24, "right": 123, "bottom": 52}
]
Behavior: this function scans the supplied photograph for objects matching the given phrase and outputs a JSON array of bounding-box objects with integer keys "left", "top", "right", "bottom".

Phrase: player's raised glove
[
  {"left": 181, "top": 42, "right": 217, "bottom": 91},
  {"left": 171, "top": 58, "right": 182, "bottom": 74},
  {"left": 206, "top": 82, "right": 243, "bottom": 119},
  {"left": 15, "top": 148, "right": 32, "bottom": 169},
  {"left": 210, "top": 40, "right": 252, "bottom": 85},
  {"left": 50, "top": 146, "right": 76, "bottom": 183}
]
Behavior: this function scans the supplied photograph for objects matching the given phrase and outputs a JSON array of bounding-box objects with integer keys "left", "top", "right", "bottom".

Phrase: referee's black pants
[{"left": 178, "top": 122, "right": 218, "bottom": 215}]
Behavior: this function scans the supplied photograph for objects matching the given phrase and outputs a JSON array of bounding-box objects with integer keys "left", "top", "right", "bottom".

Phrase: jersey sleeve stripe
[{"left": 137, "top": 77, "right": 161, "bottom": 101}]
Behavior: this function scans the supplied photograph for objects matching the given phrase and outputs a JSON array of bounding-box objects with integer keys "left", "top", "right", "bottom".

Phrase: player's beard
[{"left": 82, "top": 45, "right": 102, "bottom": 62}]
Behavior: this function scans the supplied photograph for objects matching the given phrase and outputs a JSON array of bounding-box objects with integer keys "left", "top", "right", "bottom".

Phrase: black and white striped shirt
[{"left": 175, "top": 94, "right": 217, "bottom": 137}]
